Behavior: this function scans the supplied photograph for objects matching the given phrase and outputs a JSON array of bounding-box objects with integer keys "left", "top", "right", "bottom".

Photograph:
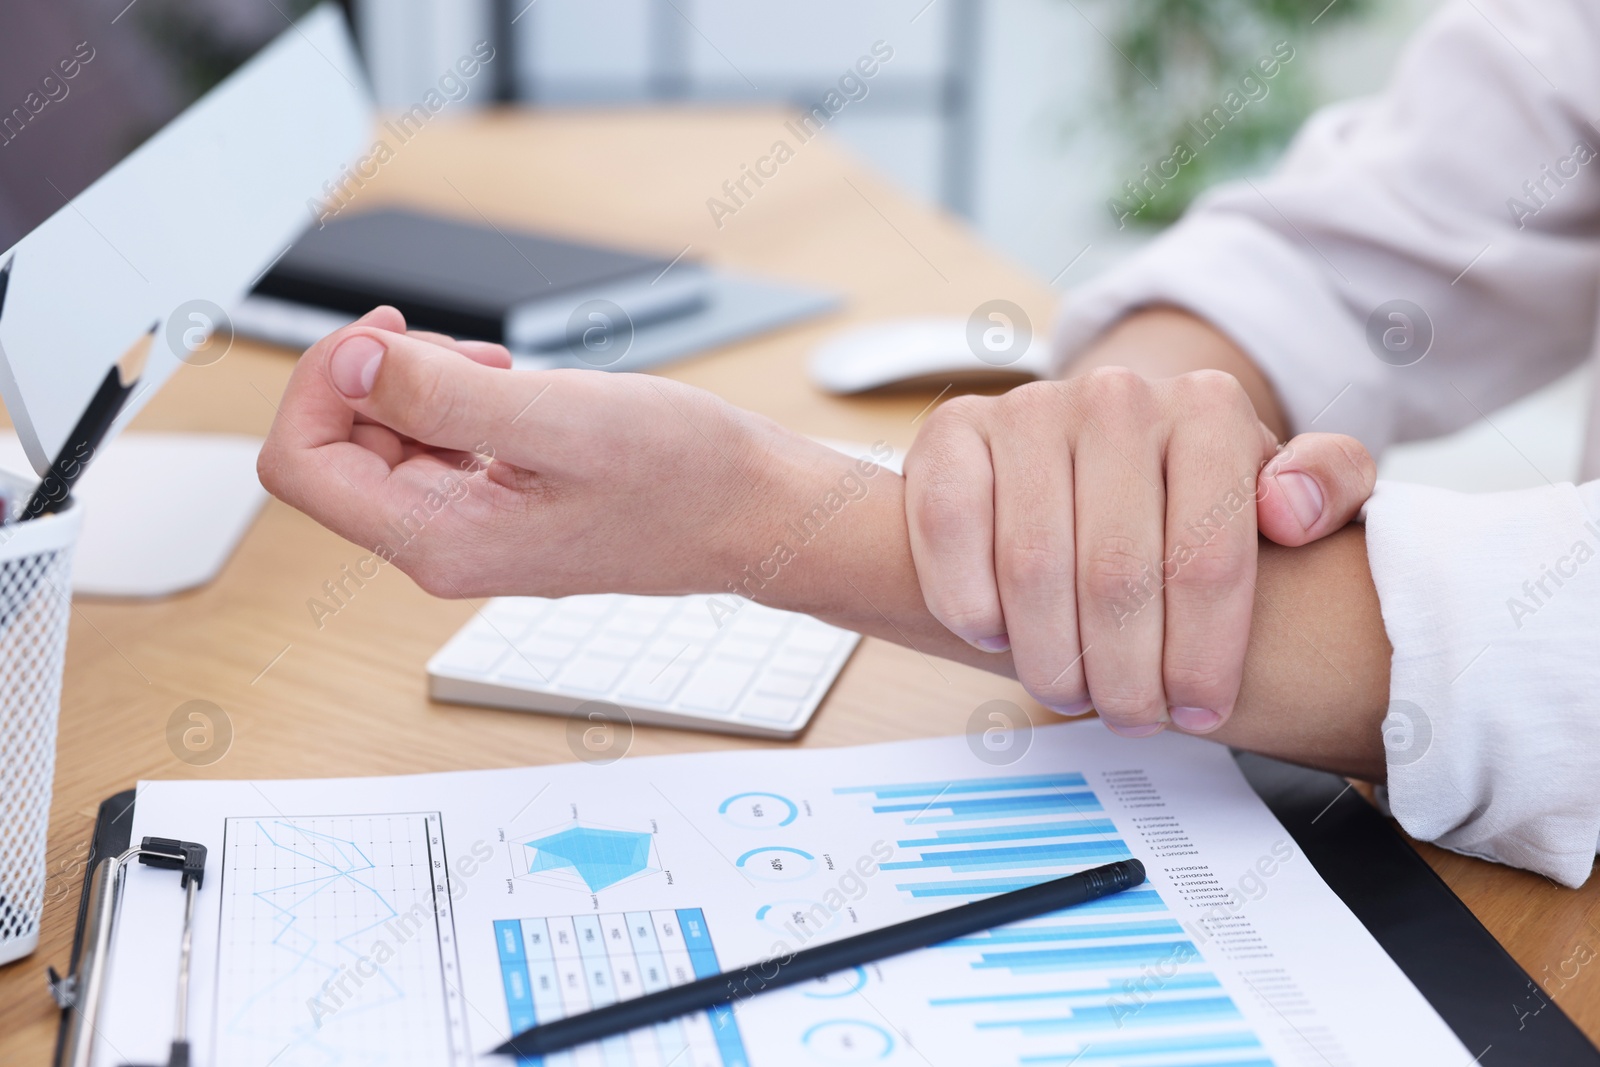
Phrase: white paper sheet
[{"left": 94, "top": 723, "right": 1470, "bottom": 1066}]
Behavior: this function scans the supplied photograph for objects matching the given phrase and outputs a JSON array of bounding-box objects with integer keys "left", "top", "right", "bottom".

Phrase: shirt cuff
[
  {"left": 1365, "top": 478, "right": 1600, "bottom": 887},
  {"left": 1051, "top": 212, "right": 1396, "bottom": 453}
]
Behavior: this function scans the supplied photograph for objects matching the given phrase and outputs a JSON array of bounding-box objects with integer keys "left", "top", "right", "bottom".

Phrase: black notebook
[{"left": 251, "top": 207, "right": 707, "bottom": 348}]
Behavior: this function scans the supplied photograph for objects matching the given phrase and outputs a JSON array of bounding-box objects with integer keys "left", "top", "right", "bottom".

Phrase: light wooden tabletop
[{"left": 1, "top": 110, "right": 1596, "bottom": 1062}]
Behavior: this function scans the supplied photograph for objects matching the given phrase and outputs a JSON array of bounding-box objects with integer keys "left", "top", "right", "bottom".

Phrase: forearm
[
  {"left": 727, "top": 419, "right": 1388, "bottom": 778},
  {"left": 1062, "top": 307, "right": 1290, "bottom": 440}
]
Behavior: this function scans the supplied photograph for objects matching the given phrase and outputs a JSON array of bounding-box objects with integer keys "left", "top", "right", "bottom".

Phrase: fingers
[
  {"left": 1070, "top": 370, "right": 1169, "bottom": 737},
  {"left": 351, "top": 422, "right": 406, "bottom": 467},
  {"left": 408, "top": 329, "right": 514, "bottom": 369},
  {"left": 989, "top": 386, "right": 1087, "bottom": 712},
  {"left": 1157, "top": 373, "right": 1269, "bottom": 734},
  {"left": 455, "top": 340, "right": 515, "bottom": 369},
  {"left": 321, "top": 325, "right": 549, "bottom": 460},
  {"left": 258, "top": 308, "right": 505, "bottom": 548},
  {"left": 1257, "top": 433, "right": 1377, "bottom": 547},
  {"left": 904, "top": 399, "right": 1007, "bottom": 651},
  {"left": 360, "top": 305, "right": 407, "bottom": 334}
]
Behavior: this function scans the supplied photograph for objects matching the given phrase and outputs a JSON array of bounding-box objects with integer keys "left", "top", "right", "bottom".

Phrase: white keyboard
[{"left": 427, "top": 594, "right": 861, "bottom": 739}]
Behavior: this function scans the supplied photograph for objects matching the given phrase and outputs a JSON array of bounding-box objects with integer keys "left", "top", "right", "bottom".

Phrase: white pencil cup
[{"left": 0, "top": 474, "right": 82, "bottom": 966}]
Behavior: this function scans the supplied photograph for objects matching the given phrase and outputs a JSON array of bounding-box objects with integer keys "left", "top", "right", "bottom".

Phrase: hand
[
  {"left": 257, "top": 307, "right": 775, "bottom": 600},
  {"left": 903, "top": 367, "right": 1376, "bottom": 737}
]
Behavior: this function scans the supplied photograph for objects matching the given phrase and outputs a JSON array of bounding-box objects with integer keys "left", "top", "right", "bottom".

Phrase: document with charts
[{"left": 96, "top": 722, "right": 1469, "bottom": 1066}]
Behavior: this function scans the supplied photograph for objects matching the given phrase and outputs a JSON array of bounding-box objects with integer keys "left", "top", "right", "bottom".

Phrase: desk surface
[{"left": 2, "top": 110, "right": 1596, "bottom": 1061}]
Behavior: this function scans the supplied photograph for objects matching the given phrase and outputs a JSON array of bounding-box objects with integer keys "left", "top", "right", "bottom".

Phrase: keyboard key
[
  {"left": 725, "top": 613, "right": 783, "bottom": 640},
  {"left": 665, "top": 616, "right": 718, "bottom": 642},
  {"left": 714, "top": 638, "right": 770, "bottom": 662},
  {"left": 619, "top": 661, "right": 690, "bottom": 703},
  {"left": 772, "top": 649, "right": 827, "bottom": 676},
  {"left": 755, "top": 670, "right": 814, "bottom": 699},
  {"left": 677, "top": 662, "right": 757, "bottom": 714},
  {"left": 646, "top": 639, "right": 700, "bottom": 664},
  {"left": 607, "top": 611, "right": 666, "bottom": 637},
  {"left": 523, "top": 635, "right": 581, "bottom": 660},
  {"left": 587, "top": 634, "right": 647, "bottom": 659},
  {"left": 738, "top": 694, "right": 807, "bottom": 725},
  {"left": 497, "top": 654, "right": 562, "bottom": 686},
  {"left": 558, "top": 655, "right": 629, "bottom": 694}
]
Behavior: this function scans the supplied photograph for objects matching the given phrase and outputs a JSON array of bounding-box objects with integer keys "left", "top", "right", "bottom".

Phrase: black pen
[
  {"left": 493, "top": 858, "right": 1146, "bottom": 1059},
  {"left": 20, "top": 321, "right": 157, "bottom": 520}
]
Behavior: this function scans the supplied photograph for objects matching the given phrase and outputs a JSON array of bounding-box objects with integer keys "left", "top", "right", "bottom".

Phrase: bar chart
[{"left": 832, "top": 772, "right": 1273, "bottom": 1067}]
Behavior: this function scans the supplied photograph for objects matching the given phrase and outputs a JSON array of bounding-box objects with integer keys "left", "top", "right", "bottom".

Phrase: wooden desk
[{"left": 2, "top": 110, "right": 1596, "bottom": 1061}]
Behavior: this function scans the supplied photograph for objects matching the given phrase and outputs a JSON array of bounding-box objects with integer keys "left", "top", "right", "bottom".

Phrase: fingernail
[
  {"left": 1170, "top": 706, "right": 1222, "bottom": 732},
  {"left": 1107, "top": 721, "right": 1165, "bottom": 738},
  {"left": 974, "top": 634, "right": 1010, "bottom": 653},
  {"left": 1275, "top": 471, "right": 1323, "bottom": 530},
  {"left": 1046, "top": 699, "right": 1093, "bottom": 717},
  {"left": 330, "top": 334, "right": 385, "bottom": 398}
]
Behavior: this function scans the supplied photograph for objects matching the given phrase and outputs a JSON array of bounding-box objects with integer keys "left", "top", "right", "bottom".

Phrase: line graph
[{"left": 211, "top": 812, "right": 470, "bottom": 1066}]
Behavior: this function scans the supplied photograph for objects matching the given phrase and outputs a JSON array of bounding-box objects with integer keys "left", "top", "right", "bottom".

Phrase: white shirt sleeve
[
  {"left": 1054, "top": 0, "right": 1600, "bottom": 455},
  {"left": 1050, "top": 0, "right": 1600, "bottom": 883},
  {"left": 1365, "top": 479, "right": 1600, "bottom": 888}
]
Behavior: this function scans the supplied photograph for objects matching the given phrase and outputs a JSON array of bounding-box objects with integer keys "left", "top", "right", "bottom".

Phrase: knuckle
[
  {"left": 912, "top": 488, "right": 978, "bottom": 550},
  {"left": 999, "top": 380, "right": 1062, "bottom": 418},
  {"left": 1088, "top": 680, "right": 1166, "bottom": 720},
  {"left": 916, "top": 394, "right": 990, "bottom": 444},
  {"left": 1078, "top": 365, "right": 1152, "bottom": 410},
  {"left": 930, "top": 594, "right": 1002, "bottom": 639},
  {"left": 1163, "top": 652, "right": 1230, "bottom": 701},
  {"left": 255, "top": 446, "right": 284, "bottom": 496},
  {"left": 1333, "top": 434, "right": 1378, "bottom": 489},
  {"left": 407, "top": 550, "right": 470, "bottom": 600},
  {"left": 934, "top": 392, "right": 990, "bottom": 425},
  {"left": 1019, "top": 673, "right": 1084, "bottom": 708},
  {"left": 1081, "top": 535, "right": 1153, "bottom": 604},
  {"left": 1001, "top": 522, "right": 1072, "bottom": 586},
  {"left": 1165, "top": 536, "right": 1252, "bottom": 597},
  {"left": 1175, "top": 368, "right": 1249, "bottom": 412}
]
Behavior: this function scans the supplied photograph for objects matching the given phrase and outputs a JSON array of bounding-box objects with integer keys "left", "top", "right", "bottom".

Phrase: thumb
[
  {"left": 325, "top": 325, "right": 532, "bottom": 455},
  {"left": 1256, "top": 433, "right": 1377, "bottom": 547}
]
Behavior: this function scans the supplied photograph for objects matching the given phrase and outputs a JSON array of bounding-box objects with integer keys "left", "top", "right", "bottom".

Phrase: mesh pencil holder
[{"left": 0, "top": 473, "right": 81, "bottom": 966}]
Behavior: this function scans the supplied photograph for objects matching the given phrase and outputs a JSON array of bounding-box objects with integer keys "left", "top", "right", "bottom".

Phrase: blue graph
[
  {"left": 212, "top": 813, "right": 469, "bottom": 1066},
  {"left": 833, "top": 772, "right": 1274, "bottom": 1066},
  {"left": 520, "top": 823, "right": 656, "bottom": 893},
  {"left": 735, "top": 845, "right": 817, "bottom": 882},
  {"left": 719, "top": 791, "right": 799, "bottom": 828}
]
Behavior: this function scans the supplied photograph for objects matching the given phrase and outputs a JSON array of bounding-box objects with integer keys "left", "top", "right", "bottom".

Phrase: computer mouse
[{"left": 808, "top": 317, "right": 1049, "bottom": 395}]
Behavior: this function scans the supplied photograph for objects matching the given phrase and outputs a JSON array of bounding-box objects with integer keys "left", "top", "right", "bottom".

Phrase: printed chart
[
  {"left": 494, "top": 909, "right": 750, "bottom": 1067},
  {"left": 827, "top": 771, "right": 1273, "bottom": 1066},
  {"left": 514, "top": 821, "right": 660, "bottom": 894},
  {"left": 211, "top": 813, "right": 470, "bottom": 1066}
]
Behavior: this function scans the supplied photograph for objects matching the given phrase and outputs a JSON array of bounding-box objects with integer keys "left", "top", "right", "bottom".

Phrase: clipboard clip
[{"left": 49, "top": 836, "right": 207, "bottom": 1067}]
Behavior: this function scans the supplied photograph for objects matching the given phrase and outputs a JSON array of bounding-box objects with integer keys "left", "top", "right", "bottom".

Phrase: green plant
[{"left": 1089, "top": 0, "right": 1369, "bottom": 227}]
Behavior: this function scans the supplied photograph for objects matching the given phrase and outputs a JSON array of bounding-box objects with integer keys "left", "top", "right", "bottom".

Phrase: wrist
[{"left": 709, "top": 411, "right": 898, "bottom": 614}]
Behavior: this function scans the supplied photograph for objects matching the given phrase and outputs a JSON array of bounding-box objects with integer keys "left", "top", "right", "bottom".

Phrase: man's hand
[
  {"left": 259, "top": 307, "right": 1394, "bottom": 780},
  {"left": 903, "top": 366, "right": 1375, "bottom": 738},
  {"left": 257, "top": 306, "right": 782, "bottom": 601}
]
